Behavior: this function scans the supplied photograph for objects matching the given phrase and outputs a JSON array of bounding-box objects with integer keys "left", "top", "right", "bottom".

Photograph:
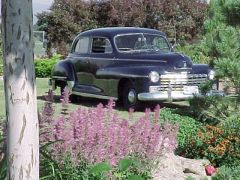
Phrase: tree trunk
[{"left": 1, "top": 0, "right": 39, "bottom": 179}]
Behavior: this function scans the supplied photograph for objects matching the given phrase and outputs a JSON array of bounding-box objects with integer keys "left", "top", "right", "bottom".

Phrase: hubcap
[{"left": 128, "top": 89, "right": 136, "bottom": 103}]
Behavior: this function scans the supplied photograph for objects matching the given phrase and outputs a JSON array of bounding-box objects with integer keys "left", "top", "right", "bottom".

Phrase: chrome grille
[{"left": 159, "top": 73, "right": 208, "bottom": 91}]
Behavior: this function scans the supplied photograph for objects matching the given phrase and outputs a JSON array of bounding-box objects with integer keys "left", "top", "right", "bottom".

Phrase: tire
[{"left": 122, "top": 82, "right": 140, "bottom": 110}]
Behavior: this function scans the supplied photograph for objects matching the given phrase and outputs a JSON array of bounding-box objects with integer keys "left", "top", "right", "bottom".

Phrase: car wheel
[{"left": 122, "top": 82, "right": 140, "bottom": 110}]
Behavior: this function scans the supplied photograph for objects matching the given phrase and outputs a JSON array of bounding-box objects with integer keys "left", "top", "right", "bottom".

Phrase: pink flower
[{"left": 205, "top": 165, "right": 217, "bottom": 176}]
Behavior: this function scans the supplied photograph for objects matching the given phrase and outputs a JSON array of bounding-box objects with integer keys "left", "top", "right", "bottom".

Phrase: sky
[
  {"left": 32, "top": 0, "right": 54, "bottom": 23},
  {"left": 0, "top": 0, "right": 54, "bottom": 23}
]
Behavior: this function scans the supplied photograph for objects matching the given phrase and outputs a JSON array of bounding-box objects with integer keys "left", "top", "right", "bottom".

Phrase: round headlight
[
  {"left": 208, "top": 70, "right": 215, "bottom": 80},
  {"left": 149, "top": 71, "right": 160, "bottom": 83}
]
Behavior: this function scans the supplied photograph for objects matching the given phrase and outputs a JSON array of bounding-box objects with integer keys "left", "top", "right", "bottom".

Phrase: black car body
[{"left": 50, "top": 27, "right": 222, "bottom": 109}]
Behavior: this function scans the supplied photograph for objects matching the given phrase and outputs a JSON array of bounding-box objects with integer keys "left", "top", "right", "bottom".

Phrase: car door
[
  {"left": 71, "top": 36, "right": 116, "bottom": 96},
  {"left": 70, "top": 36, "right": 98, "bottom": 93},
  {"left": 87, "top": 36, "right": 117, "bottom": 96}
]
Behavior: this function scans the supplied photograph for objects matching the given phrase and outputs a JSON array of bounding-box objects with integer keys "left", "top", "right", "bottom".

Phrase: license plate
[{"left": 183, "top": 86, "right": 199, "bottom": 95}]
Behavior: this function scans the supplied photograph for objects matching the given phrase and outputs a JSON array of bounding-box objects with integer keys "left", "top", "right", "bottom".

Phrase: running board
[{"left": 72, "top": 91, "right": 118, "bottom": 101}]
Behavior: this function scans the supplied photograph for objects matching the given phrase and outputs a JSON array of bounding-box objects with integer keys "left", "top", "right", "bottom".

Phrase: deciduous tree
[{"left": 2, "top": 0, "right": 39, "bottom": 179}]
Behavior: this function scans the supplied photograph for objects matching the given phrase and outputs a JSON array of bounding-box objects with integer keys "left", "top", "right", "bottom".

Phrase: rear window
[{"left": 91, "top": 37, "right": 112, "bottom": 53}]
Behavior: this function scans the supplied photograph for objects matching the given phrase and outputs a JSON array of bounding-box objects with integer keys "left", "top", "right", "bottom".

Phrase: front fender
[
  {"left": 191, "top": 64, "right": 210, "bottom": 74},
  {"left": 96, "top": 65, "right": 166, "bottom": 79}
]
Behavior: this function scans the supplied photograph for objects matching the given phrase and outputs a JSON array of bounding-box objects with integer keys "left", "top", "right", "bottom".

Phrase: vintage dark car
[{"left": 50, "top": 27, "right": 222, "bottom": 109}]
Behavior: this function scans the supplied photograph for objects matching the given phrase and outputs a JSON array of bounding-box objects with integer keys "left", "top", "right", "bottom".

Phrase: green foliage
[
  {"left": 212, "top": 165, "right": 240, "bottom": 180},
  {"left": 88, "top": 157, "right": 150, "bottom": 179},
  {"left": 189, "top": 96, "right": 240, "bottom": 124},
  {"left": 40, "top": 152, "right": 151, "bottom": 180},
  {"left": 222, "top": 0, "right": 240, "bottom": 25},
  {"left": 0, "top": 126, "right": 6, "bottom": 180},
  {"left": 178, "top": 1, "right": 240, "bottom": 92},
  {"left": 178, "top": 123, "right": 240, "bottom": 167},
  {"left": 159, "top": 108, "right": 201, "bottom": 153},
  {"left": 89, "top": 162, "right": 111, "bottom": 175},
  {"left": 176, "top": 44, "right": 211, "bottom": 64},
  {"left": 36, "top": 0, "right": 208, "bottom": 54},
  {"left": 0, "top": 142, "right": 6, "bottom": 180},
  {"left": 215, "top": 57, "right": 240, "bottom": 94},
  {"left": 34, "top": 54, "right": 62, "bottom": 78},
  {"left": 186, "top": 96, "right": 240, "bottom": 167},
  {"left": 0, "top": 63, "right": 2, "bottom": 77},
  {"left": 202, "top": 25, "right": 240, "bottom": 59}
]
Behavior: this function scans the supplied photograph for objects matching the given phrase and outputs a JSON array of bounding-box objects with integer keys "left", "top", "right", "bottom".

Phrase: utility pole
[{"left": 1, "top": 0, "right": 39, "bottom": 179}]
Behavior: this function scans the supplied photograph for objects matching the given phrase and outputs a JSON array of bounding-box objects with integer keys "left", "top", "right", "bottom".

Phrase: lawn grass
[
  {"left": 0, "top": 78, "right": 148, "bottom": 122},
  {"left": 0, "top": 78, "right": 190, "bottom": 123}
]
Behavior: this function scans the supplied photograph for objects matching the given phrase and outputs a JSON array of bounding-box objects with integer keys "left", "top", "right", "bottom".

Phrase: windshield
[{"left": 115, "top": 33, "right": 171, "bottom": 53}]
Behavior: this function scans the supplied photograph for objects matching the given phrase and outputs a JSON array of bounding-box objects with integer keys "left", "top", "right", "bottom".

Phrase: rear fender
[{"left": 51, "top": 59, "right": 75, "bottom": 89}]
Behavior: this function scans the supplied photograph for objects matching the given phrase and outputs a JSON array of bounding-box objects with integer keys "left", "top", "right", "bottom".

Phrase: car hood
[
  {"left": 97, "top": 52, "right": 199, "bottom": 78},
  {"left": 117, "top": 51, "right": 193, "bottom": 69}
]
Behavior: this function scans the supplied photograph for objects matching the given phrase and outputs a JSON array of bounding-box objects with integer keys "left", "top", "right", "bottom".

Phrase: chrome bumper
[{"left": 138, "top": 90, "right": 224, "bottom": 101}]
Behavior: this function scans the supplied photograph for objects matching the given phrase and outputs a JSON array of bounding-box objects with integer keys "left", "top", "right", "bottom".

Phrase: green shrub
[
  {"left": 185, "top": 96, "right": 240, "bottom": 166},
  {"left": 0, "top": 126, "right": 6, "bottom": 180},
  {"left": 159, "top": 108, "right": 201, "bottom": 154},
  {"left": 176, "top": 44, "right": 212, "bottom": 65},
  {"left": 40, "top": 153, "right": 151, "bottom": 180},
  {"left": 178, "top": 124, "right": 240, "bottom": 167},
  {"left": 0, "top": 59, "right": 3, "bottom": 76},
  {"left": 212, "top": 165, "right": 240, "bottom": 180},
  {"left": 34, "top": 54, "right": 62, "bottom": 78}
]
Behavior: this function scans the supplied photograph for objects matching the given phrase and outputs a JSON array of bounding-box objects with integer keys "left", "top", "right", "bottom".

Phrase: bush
[
  {"left": 189, "top": 96, "right": 240, "bottom": 123},
  {"left": 0, "top": 65, "right": 3, "bottom": 76},
  {"left": 34, "top": 54, "right": 62, "bottom": 78},
  {"left": 178, "top": 124, "right": 240, "bottom": 167},
  {"left": 159, "top": 108, "right": 201, "bottom": 154},
  {"left": 0, "top": 124, "right": 6, "bottom": 180},
  {"left": 176, "top": 44, "right": 212, "bottom": 65},
  {"left": 184, "top": 96, "right": 240, "bottom": 167},
  {"left": 212, "top": 165, "right": 240, "bottom": 180}
]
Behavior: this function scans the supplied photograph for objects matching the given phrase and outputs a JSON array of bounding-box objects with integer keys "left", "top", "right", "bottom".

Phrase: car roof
[{"left": 78, "top": 27, "right": 166, "bottom": 37}]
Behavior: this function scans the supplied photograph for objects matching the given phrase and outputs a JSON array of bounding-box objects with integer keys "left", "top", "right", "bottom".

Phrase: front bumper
[{"left": 138, "top": 90, "right": 224, "bottom": 102}]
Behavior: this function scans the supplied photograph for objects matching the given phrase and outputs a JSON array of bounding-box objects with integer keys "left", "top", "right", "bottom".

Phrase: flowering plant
[
  {"left": 179, "top": 124, "right": 240, "bottom": 167},
  {"left": 39, "top": 89, "right": 179, "bottom": 178}
]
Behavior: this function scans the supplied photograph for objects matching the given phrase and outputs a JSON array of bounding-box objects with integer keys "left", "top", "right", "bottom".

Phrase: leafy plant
[
  {"left": 0, "top": 123, "right": 6, "bottom": 180},
  {"left": 159, "top": 108, "right": 201, "bottom": 153},
  {"left": 176, "top": 43, "right": 212, "bottom": 65},
  {"left": 34, "top": 54, "right": 62, "bottom": 78},
  {"left": 212, "top": 165, "right": 240, "bottom": 180},
  {"left": 0, "top": 139, "right": 6, "bottom": 180},
  {"left": 39, "top": 91, "right": 179, "bottom": 179},
  {"left": 89, "top": 158, "right": 149, "bottom": 179},
  {"left": 179, "top": 124, "right": 239, "bottom": 167}
]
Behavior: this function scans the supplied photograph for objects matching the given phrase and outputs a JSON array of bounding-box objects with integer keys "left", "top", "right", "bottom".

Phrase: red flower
[{"left": 205, "top": 165, "right": 217, "bottom": 176}]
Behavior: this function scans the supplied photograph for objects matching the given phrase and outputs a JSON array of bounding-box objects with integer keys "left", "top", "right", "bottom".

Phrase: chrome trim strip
[
  {"left": 138, "top": 91, "right": 224, "bottom": 101},
  {"left": 71, "top": 56, "right": 167, "bottom": 63},
  {"left": 138, "top": 92, "right": 197, "bottom": 101},
  {"left": 72, "top": 91, "right": 118, "bottom": 101}
]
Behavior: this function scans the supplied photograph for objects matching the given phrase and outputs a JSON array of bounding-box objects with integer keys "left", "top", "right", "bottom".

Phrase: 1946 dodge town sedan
[{"left": 49, "top": 27, "right": 222, "bottom": 109}]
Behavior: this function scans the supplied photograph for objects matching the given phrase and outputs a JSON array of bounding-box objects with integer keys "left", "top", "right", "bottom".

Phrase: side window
[
  {"left": 91, "top": 37, "right": 112, "bottom": 53},
  {"left": 74, "top": 37, "right": 90, "bottom": 54}
]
